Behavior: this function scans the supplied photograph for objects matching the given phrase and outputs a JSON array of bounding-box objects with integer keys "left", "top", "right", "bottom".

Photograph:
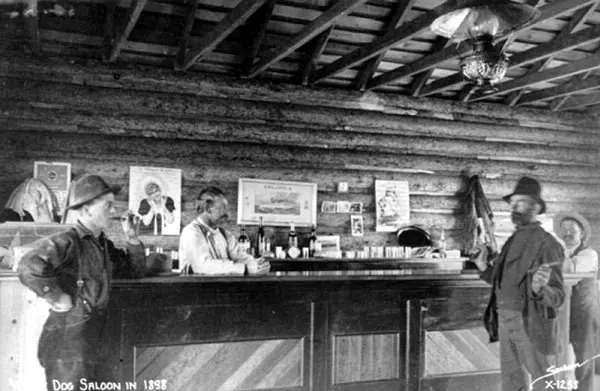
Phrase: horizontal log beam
[
  {"left": 247, "top": 0, "right": 367, "bottom": 78},
  {"left": 1, "top": 107, "right": 596, "bottom": 166},
  {"left": 2, "top": 77, "right": 599, "bottom": 148},
  {"left": 0, "top": 53, "right": 596, "bottom": 130},
  {"left": 2, "top": 129, "right": 599, "bottom": 184}
]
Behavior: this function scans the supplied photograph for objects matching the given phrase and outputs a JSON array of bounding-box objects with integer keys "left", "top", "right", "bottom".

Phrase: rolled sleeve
[{"left": 18, "top": 234, "right": 70, "bottom": 304}]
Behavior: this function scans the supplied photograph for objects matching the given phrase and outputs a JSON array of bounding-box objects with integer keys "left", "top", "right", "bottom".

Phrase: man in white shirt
[
  {"left": 179, "top": 187, "right": 270, "bottom": 275},
  {"left": 554, "top": 211, "right": 600, "bottom": 391}
]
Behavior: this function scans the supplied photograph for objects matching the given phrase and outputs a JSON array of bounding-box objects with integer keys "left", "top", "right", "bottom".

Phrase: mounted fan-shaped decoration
[{"left": 431, "top": 0, "right": 541, "bottom": 93}]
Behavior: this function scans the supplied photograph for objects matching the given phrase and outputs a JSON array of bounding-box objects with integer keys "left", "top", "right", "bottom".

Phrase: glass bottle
[
  {"left": 238, "top": 226, "right": 250, "bottom": 254},
  {"left": 256, "top": 216, "right": 265, "bottom": 255},
  {"left": 287, "top": 222, "right": 300, "bottom": 258},
  {"left": 308, "top": 225, "right": 317, "bottom": 257}
]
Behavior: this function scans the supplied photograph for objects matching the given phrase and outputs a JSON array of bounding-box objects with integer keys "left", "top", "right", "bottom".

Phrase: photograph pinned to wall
[
  {"left": 375, "top": 180, "right": 410, "bottom": 232},
  {"left": 349, "top": 202, "right": 363, "bottom": 214},
  {"left": 336, "top": 201, "right": 351, "bottom": 214},
  {"left": 351, "top": 215, "right": 364, "bottom": 237},
  {"left": 129, "top": 166, "right": 181, "bottom": 236},
  {"left": 238, "top": 178, "right": 317, "bottom": 227},
  {"left": 33, "top": 161, "right": 71, "bottom": 216},
  {"left": 321, "top": 201, "right": 337, "bottom": 213}
]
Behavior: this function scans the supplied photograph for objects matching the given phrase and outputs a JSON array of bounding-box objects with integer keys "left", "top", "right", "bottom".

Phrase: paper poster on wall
[
  {"left": 33, "top": 161, "right": 71, "bottom": 216},
  {"left": 375, "top": 180, "right": 410, "bottom": 232},
  {"left": 129, "top": 166, "right": 181, "bottom": 236}
]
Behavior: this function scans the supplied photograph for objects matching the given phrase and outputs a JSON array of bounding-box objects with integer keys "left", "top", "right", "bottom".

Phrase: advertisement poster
[
  {"left": 129, "top": 166, "right": 181, "bottom": 236},
  {"left": 33, "top": 161, "right": 71, "bottom": 216},
  {"left": 375, "top": 180, "right": 410, "bottom": 232}
]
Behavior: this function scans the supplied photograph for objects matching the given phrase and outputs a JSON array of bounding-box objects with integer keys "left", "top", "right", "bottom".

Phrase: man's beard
[{"left": 511, "top": 211, "right": 530, "bottom": 226}]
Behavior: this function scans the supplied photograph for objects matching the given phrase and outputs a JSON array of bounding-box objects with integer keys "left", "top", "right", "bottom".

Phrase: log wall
[{"left": 1, "top": 53, "right": 599, "bottom": 253}]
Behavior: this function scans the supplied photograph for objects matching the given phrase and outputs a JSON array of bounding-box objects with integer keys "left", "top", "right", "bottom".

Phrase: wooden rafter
[
  {"left": 469, "top": 51, "right": 600, "bottom": 102},
  {"left": 557, "top": 91, "right": 600, "bottom": 111},
  {"left": 182, "top": 0, "right": 268, "bottom": 72},
  {"left": 354, "top": 0, "right": 416, "bottom": 91},
  {"left": 366, "top": 0, "right": 596, "bottom": 92},
  {"left": 420, "top": 21, "right": 600, "bottom": 97},
  {"left": 103, "top": 2, "right": 116, "bottom": 61},
  {"left": 174, "top": 0, "right": 199, "bottom": 71},
  {"left": 107, "top": 0, "right": 148, "bottom": 62},
  {"left": 247, "top": 0, "right": 367, "bottom": 78},
  {"left": 22, "top": 6, "right": 40, "bottom": 54},
  {"left": 505, "top": 2, "right": 598, "bottom": 105},
  {"left": 300, "top": 26, "right": 333, "bottom": 86},
  {"left": 410, "top": 36, "right": 450, "bottom": 97},
  {"left": 312, "top": 0, "right": 466, "bottom": 85},
  {"left": 550, "top": 47, "right": 600, "bottom": 110},
  {"left": 242, "top": 0, "right": 276, "bottom": 71},
  {"left": 518, "top": 74, "right": 600, "bottom": 105}
]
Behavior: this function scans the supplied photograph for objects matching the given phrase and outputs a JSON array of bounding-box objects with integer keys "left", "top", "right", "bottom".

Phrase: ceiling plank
[
  {"left": 469, "top": 51, "right": 600, "bottom": 102},
  {"left": 174, "top": 0, "right": 199, "bottom": 70},
  {"left": 182, "top": 0, "right": 268, "bottom": 71},
  {"left": 410, "top": 36, "right": 450, "bottom": 97},
  {"left": 312, "top": 0, "right": 465, "bottom": 85},
  {"left": 300, "top": 26, "right": 333, "bottom": 86},
  {"left": 248, "top": 0, "right": 368, "bottom": 78},
  {"left": 420, "top": 21, "right": 600, "bottom": 97},
  {"left": 505, "top": 2, "right": 598, "bottom": 105},
  {"left": 551, "top": 47, "right": 600, "bottom": 110},
  {"left": 242, "top": 0, "right": 276, "bottom": 72},
  {"left": 518, "top": 74, "right": 600, "bottom": 105},
  {"left": 366, "top": 0, "right": 597, "bottom": 92},
  {"left": 107, "top": 0, "right": 148, "bottom": 62},
  {"left": 354, "top": 0, "right": 416, "bottom": 91},
  {"left": 557, "top": 91, "right": 600, "bottom": 111}
]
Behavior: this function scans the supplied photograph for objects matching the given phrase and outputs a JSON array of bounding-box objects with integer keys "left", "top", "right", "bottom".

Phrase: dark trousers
[{"left": 38, "top": 307, "right": 107, "bottom": 391}]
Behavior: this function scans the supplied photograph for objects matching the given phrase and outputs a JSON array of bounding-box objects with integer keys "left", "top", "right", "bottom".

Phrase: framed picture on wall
[{"left": 237, "top": 178, "right": 317, "bottom": 227}]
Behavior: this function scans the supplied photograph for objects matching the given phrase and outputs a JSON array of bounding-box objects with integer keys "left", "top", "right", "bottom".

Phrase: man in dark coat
[
  {"left": 18, "top": 175, "right": 146, "bottom": 390},
  {"left": 471, "top": 176, "right": 565, "bottom": 391}
]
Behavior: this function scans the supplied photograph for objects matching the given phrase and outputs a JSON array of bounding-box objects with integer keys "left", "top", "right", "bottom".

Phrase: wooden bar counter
[{"left": 104, "top": 266, "right": 492, "bottom": 391}]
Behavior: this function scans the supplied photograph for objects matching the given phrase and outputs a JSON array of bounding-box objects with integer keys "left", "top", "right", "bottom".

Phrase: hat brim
[
  {"left": 66, "top": 185, "right": 121, "bottom": 210},
  {"left": 503, "top": 193, "right": 546, "bottom": 215},
  {"left": 553, "top": 211, "right": 592, "bottom": 246}
]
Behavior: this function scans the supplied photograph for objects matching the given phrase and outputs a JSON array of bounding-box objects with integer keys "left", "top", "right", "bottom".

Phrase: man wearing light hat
[
  {"left": 18, "top": 175, "right": 146, "bottom": 390},
  {"left": 554, "top": 211, "right": 599, "bottom": 391},
  {"left": 471, "top": 176, "right": 565, "bottom": 391}
]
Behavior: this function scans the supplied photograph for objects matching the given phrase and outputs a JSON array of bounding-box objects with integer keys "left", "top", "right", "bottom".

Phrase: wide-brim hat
[
  {"left": 66, "top": 175, "right": 120, "bottom": 210},
  {"left": 553, "top": 211, "right": 592, "bottom": 246},
  {"left": 502, "top": 176, "right": 546, "bottom": 214}
]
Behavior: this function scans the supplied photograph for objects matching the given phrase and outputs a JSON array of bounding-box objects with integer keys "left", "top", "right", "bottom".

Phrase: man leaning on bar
[{"left": 179, "top": 186, "right": 270, "bottom": 275}]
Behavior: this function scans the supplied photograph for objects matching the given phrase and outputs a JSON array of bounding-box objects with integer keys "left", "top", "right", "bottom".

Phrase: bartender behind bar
[{"left": 179, "top": 186, "right": 270, "bottom": 275}]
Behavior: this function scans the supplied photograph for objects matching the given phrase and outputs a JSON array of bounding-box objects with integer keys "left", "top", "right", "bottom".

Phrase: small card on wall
[
  {"left": 321, "top": 201, "right": 337, "bottom": 213},
  {"left": 336, "top": 201, "right": 350, "bottom": 213},
  {"left": 351, "top": 215, "right": 364, "bottom": 237}
]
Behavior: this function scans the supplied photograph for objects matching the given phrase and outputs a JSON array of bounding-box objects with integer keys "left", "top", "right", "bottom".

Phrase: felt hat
[
  {"left": 502, "top": 176, "right": 546, "bottom": 214},
  {"left": 66, "top": 175, "right": 120, "bottom": 210},
  {"left": 553, "top": 211, "right": 592, "bottom": 246}
]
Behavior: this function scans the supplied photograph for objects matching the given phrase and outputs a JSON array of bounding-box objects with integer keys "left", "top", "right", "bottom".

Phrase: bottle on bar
[
  {"left": 256, "top": 216, "right": 265, "bottom": 256},
  {"left": 238, "top": 226, "right": 250, "bottom": 254},
  {"left": 287, "top": 222, "right": 300, "bottom": 259},
  {"left": 308, "top": 224, "right": 317, "bottom": 258}
]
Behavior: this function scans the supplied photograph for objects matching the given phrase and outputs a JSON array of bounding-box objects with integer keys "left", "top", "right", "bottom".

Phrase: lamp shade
[{"left": 431, "top": 0, "right": 540, "bottom": 42}]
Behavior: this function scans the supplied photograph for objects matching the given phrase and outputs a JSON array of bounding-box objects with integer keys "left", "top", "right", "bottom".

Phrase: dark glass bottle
[
  {"left": 238, "top": 226, "right": 250, "bottom": 254},
  {"left": 308, "top": 225, "right": 317, "bottom": 257},
  {"left": 256, "top": 216, "right": 265, "bottom": 255},
  {"left": 287, "top": 222, "right": 300, "bottom": 258}
]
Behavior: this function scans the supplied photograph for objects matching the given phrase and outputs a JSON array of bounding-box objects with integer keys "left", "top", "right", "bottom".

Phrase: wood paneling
[{"left": 1, "top": 54, "right": 599, "bottom": 257}]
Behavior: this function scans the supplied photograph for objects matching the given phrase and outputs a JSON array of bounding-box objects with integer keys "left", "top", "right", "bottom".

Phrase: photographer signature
[{"left": 529, "top": 354, "right": 600, "bottom": 389}]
